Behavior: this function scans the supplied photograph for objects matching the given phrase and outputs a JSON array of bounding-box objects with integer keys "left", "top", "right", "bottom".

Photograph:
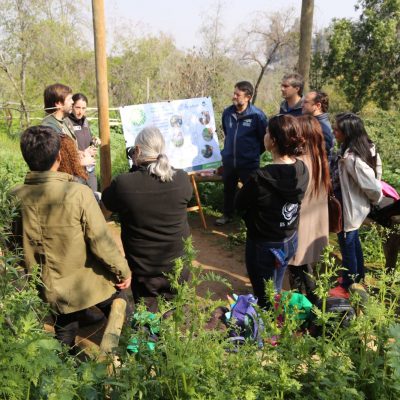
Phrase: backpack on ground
[
  {"left": 224, "top": 294, "right": 264, "bottom": 347},
  {"left": 309, "top": 297, "right": 356, "bottom": 337}
]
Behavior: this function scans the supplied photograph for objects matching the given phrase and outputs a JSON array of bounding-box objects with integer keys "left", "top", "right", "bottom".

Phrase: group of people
[
  {"left": 9, "top": 75, "right": 389, "bottom": 351},
  {"left": 11, "top": 83, "right": 193, "bottom": 351},
  {"left": 217, "top": 75, "right": 384, "bottom": 306}
]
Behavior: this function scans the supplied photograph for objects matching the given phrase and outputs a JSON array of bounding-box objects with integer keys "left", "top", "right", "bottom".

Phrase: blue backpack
[{"left": 225, "top": 294, "right": 264, "bottom": 347}]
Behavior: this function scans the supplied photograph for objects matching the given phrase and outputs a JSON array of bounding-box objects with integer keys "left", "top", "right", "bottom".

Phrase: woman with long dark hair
[
  {"left": 330, "top": 113, "right": 382, "bottom": 297},
  {"left": 235, "top": 114, "right": 309, "bottom": 308},
  {"left": 288, "top": 115, "right": 331, "bottom": 302},
  {"left": 66, "top": 93, "right": 99, "bottom": 192}
]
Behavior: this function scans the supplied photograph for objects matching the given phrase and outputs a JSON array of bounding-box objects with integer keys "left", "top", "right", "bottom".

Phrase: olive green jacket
[
  {"left": 11, "top": 171, "right": 131, "bottom": 314},
  {"left": 42, "top": 114, "right": 77, "bottom": 143}
]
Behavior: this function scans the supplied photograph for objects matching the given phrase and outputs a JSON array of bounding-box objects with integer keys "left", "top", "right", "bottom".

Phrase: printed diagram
[
  {"left": 201, "top": 144, "right": 213, "bottom": 158},
  {"left": 170, "top": 115, "right": 183, "bottom": 128},
  {"left": 120, "top": 97, "right": 221, "bottom": 171},
  {"left": 172, "top": 130, "right": 184, "bottom": 147},
  {"left": 129, "top": 108, "right": 146, "bottom": 126},
  {"left": 202, "top": 127, "right": 213, "bottom": 142},
  {"left": 199, "top": 110, "right": 210, "bottom": 125}
]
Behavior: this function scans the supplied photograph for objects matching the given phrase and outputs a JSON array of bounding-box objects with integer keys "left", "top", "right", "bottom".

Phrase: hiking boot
[
  {"left": 328, "top": 285, "right": 350, "bottom": 299},
  {"left": 214, "top": 216, "right": 233, "bottom": 226},
  {"left": 349, "top": 283, "right": 369, "bottom": 303}
]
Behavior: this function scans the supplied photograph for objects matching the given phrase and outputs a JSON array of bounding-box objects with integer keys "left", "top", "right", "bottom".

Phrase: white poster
[{"left": 119, "top": 97, "right": 221, "bottom": 171}]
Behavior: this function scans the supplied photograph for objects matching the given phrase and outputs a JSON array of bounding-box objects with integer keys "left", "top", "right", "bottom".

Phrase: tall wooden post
[
  {"left": 92, "top": 0, "right": 111, "bottom": 190},
  {"left": 298, "top": 0, "right": 314, "bottom": 93}
]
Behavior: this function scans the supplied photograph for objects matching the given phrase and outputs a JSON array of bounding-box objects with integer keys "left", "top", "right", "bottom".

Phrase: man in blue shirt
[
  {"left": 216, "top": 81, "right": 268, "bottom": 226},
  {"left": 302, "top": 90, "right": 335, "bottom": 157},
  {"left": 279, "top": 73, "right": 304, "bottom": 117}
]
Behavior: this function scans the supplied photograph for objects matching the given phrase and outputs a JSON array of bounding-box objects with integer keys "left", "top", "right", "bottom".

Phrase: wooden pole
[
  {"left": 298, "top": 0, "right": 314, "bottom": 93},
  {"left": 98, "top": 298, "right": 127, "bottom": 361},
  {"left": 187, "top": 173, "right": 207, "bottom": 230},
  {"left": 92, "top": 0, "right": 112, "bottom": 190}
]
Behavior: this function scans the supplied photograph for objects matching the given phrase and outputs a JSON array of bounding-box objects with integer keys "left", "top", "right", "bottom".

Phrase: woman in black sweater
[
  {"left": 102, "top": 126, "right": 193, "bottom": 311},
  {"left": 67, "top": 93, "right": 99, "bottom": 192},
  {"left": 235, "top": 115, "right": 309, "bottom": 308}
]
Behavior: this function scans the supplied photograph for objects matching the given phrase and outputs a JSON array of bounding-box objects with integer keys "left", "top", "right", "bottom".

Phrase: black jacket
[
  {"left": 235, "top": 160, "right": 309, "bottom": 241},
  {"left": 66, "top": 114, "right": 92, "bottom": 151},
  {"left": 102, "top": 167, "right": 193, "bottom": 276}
]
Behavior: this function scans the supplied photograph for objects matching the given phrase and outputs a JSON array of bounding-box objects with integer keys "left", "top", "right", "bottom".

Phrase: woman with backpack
[
  {"left": 329, "top": 113, "right": 382, "bottom": 297},
  {"left": 235, "top": 114, "right": 309, "bottom": 308},
  {"left": 288, "top": 115, "right": 331, "bottom": 303}
]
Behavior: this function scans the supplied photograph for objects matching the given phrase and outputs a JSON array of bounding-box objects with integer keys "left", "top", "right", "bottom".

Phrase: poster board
[{"left": 119, "top": 97, "right": 221, "bottom": 171}]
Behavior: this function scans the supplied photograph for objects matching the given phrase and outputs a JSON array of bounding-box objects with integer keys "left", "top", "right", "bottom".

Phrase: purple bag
[{"left": 225, "top": 294, "right": 264, "bottom": 347}]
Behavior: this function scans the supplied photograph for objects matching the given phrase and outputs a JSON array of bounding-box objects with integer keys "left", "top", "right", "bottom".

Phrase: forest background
[
  {"left": 0, "top": 0, "right": 399, "bottom": 191},
  {"left": 0, "top": 1, "right": 400, "bottom": 398}
]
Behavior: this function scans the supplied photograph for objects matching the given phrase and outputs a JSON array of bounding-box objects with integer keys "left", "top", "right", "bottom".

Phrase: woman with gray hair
[{"left": 102, "top": 126, "right": 193, "bottom": 311}]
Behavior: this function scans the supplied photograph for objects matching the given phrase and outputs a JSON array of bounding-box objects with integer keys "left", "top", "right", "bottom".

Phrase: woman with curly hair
[
  {"left": 235, "top": 114, "right": 309, "bottom": 308},
  {"left": 58, "top": 134, "right": 89, "bottom": 184}
]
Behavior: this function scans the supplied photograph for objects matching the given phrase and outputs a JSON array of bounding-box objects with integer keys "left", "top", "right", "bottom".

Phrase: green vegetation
[
  {"left": 0, "top": 0, "right": 399, "bottom": 397},
  {"left": 1, "top": 188, "right": 399, "bottom": 398}
]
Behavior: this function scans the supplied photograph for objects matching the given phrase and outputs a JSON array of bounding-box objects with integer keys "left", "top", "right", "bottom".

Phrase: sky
[{"left": 104, "top": 0, "right": 361, "bottom": 50}]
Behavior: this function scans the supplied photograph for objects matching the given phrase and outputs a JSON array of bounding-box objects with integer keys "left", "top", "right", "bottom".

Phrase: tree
[
  {"left": 235, "top": 9, "right": 299, "bottom": 105},
  {"left": 298, "top": 0, "right": 314, "bottom": 92},
  {"left": 0, "top": 0, "right": 91, "bottom": 126},
  {"left": 109, "top": 33, "right": 179, "bottom": 106},
  {"left": 309, "top": 28, "right": 330, "bottom": 90},
  {"left": 325, "top": 0, "right": 400, "bottom": 112}
]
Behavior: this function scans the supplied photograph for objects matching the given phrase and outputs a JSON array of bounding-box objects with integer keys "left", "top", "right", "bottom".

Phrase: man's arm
[
  {"left": 81, "top": 189, "right": 131, "bottom": 281},
  {"left": 101, "top": 179, "right": 121, "bottom": 212},
  {"left": 257, "top": 111, "right": 268, "bottom": 153},
  {"left": 235, "top": 175, "right": 258, "bottom": 212}
]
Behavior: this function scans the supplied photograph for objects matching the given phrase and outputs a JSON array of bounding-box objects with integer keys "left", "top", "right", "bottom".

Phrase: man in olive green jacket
[
  {"left": 42, "top": 83, "right": 76, "bottom": 141},
  {"left": 11, "top": 126, "right": 131, "bottom": 349}
]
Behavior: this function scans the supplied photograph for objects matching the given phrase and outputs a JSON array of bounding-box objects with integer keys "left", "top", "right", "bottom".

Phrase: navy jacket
[
  {"left": 279, "top": 99, "right": 303, "bottom": 117},
  {"left": 221, "top": 103, "right": 268, "bottom": 169},
  {"left": 315, "top": 113, "right": 335, "bottom": 157}
]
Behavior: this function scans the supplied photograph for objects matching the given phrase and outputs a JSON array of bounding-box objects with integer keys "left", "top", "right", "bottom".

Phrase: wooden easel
[{"left": 187, "top": 172, "right": 207, "bottom": 229}]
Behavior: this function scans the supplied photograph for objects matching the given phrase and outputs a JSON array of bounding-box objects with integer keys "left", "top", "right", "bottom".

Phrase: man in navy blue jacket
[
  {"left": 302, "top": 91, "right": 335, "bottom": 157},
  {"left": 215, "top": 81, "right": 268, "bottom": 226},
  {"left": 279, "top": 73, "right": 304, "bottom": 117}
]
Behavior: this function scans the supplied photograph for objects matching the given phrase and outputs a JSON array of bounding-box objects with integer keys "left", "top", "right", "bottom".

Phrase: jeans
[
  {"left": 222, "top": 165, "right": 254, "bottom": 218},
  {"left": 245, "top": 232, "right": 298, "bottom": 308},
  {"left": 337, "top": 230, "right": 364, "bottom": 288}
]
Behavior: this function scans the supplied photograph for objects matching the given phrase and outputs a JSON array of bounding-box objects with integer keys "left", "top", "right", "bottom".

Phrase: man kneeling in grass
[{"left": 11, "top": 125, "right": 131, "bottom": 352}]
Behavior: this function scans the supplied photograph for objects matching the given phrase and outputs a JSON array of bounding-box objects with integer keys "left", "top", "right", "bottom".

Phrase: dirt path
[
  {"left": 108, "top": 214, "right": 251, "bottom": 300},
  {"left": 108, "top": 213, "right": 290, "bottom": 299},
  {"left": 66, "top": 213, "right": 290, "bottom": 351}
]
